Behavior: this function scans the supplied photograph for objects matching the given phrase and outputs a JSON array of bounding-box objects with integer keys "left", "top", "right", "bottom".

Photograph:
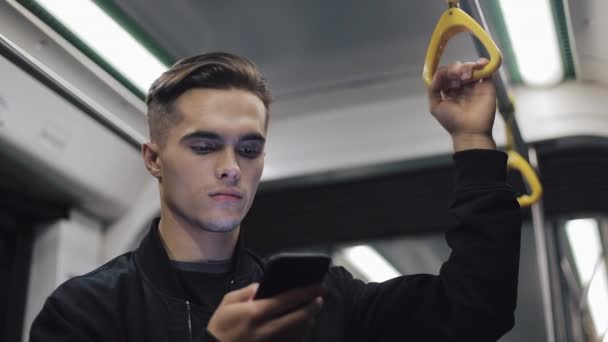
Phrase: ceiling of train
[
  {"left": 4, "top": 0, "right": 607, "bottom": 219},
  {"left": 108, "top": 0, "right": 480, "bottom": 115},
  {"left": 106, "top": 0, "right": 607, "bottom": 118}
]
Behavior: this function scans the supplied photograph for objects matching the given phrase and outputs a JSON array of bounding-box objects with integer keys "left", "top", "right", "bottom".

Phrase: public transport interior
[{"left": 0, "top": 1, "right": 607, "bottom": 341}]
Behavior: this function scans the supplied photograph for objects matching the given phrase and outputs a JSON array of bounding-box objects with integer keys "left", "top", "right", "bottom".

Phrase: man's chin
[{"left": 194, "top": 218, "right": 240, "bottom": 233}]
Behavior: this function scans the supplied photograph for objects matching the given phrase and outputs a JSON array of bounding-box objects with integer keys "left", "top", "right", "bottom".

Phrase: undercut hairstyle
[{"left": 146, "top": 52, "right": 272, "bottom": 146}]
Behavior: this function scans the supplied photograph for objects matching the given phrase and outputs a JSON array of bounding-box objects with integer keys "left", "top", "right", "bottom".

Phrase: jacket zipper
[
  {"left": 185, "top": 281, "right": 233, "bottom": 341},
  {"left": 186, "top": 300, "right": 192, "bottom": 341}
]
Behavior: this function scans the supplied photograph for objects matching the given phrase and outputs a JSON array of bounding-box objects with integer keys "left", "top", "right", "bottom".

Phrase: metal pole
[
  {"left": 459, "top": 0, "right": 528, "bottom": 159},
  {"left": 529, "top": 147, "right": 557, "bottom": 342}
]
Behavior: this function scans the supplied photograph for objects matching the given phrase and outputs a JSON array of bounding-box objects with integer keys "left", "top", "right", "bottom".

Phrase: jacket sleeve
[
  {"left": 28, "top": 272, "right": 124, "bottom": 342},
  {"left": 29, "top": 295, "right": 97, "bottom": 342},
  {"left": 336, "top": 149, "right": 522, "bottom": 342}
]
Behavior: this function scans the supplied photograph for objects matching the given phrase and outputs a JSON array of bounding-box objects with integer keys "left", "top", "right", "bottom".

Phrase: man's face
[{"left": 155, "top": 88, "right": 266, "bottom": 233}]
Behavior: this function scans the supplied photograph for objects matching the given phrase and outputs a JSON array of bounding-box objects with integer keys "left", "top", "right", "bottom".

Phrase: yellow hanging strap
[
  {"left": 424, "top": 0, "right": 543, "bottom": 207},
  {"left": 507, "top": 150, "right": 543, "bottom": 207},
  {"left": 422, "top": 0, "right": 502, "bottom": 86},
  {"left": 503, "top": 103, "right": 543, "bottom": 207}
]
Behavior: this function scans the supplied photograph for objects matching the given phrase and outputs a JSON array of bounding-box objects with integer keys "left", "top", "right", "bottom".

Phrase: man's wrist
[{"left": 451, "top": 133, "right": 496, "bottom": 152}]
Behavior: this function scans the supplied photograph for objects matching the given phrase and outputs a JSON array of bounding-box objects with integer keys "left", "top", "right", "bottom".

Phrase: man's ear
[{"left": 142, "top": 142, "right": 162, "bottom": 179}]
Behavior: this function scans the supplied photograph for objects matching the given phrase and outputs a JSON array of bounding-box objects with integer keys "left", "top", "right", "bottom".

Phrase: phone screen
[{"left": 255, "top": 253, "right": 330, "bottom": 299}]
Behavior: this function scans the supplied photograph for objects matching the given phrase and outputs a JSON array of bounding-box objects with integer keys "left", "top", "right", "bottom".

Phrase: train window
[
  {"left": 586, "top": 261, "right": 608, "bottom": 340},
  {"left": 565, "top": 219, "right": 603, "bottom": 286},
  {"left": 560, "top": 217, "right": 608, "bottom": 341},
  {"left": 332, "top": 244, "right": 401, "bottom": 282}
]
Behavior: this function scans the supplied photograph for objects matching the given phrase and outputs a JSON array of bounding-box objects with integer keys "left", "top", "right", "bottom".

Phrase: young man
[{"left": 30, "top": 53, "right": 521, "bottom": 341}]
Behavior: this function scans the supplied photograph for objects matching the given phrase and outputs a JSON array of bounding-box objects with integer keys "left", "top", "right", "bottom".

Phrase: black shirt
[{"left": 174, "top": 260, "right": 232, "bottom": 339}]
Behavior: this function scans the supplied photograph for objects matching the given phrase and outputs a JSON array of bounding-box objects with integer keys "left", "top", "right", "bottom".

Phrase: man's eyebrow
[
  {"left": 180, "top": 131, "right": 222, "bottom": 142},
  {"left": 180, "top": 131, "right": 266, "bottom": 143},
  {"left": 240, "top": 133, "right": 266, "bottom": 143}
]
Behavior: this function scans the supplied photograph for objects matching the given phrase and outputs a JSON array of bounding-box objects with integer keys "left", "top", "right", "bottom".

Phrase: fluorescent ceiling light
[
  {"left": 587, "top": 263, "right": 608, "bottom": 338},
  {"left": 337, "top": 245, "right": 400, "bottom": 283},
  {"left": 35, "top": 0, "right": 168, "bottom": 93},
  {"left": 497, "top": 0, "right": 564, "bottom": 86},
  {"left": 565, "top": 219, "right": 602, "bottom": 284}
]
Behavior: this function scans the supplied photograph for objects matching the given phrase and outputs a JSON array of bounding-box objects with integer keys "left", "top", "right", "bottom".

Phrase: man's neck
[{"left": 157, "top": 212, "right": 239, "bottom": 262}]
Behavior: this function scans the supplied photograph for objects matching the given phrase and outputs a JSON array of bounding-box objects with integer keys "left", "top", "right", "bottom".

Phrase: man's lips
[{"left": 209, "top": 189, "right": 243, "bottom": 201}]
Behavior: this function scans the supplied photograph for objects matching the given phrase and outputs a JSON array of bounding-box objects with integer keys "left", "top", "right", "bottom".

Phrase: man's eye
[
  {"left": 191, "top": 144, "right": 215, "bottom": 154},
  {"left": 238, "top": 144, "right": 262, "bottom": 158}
]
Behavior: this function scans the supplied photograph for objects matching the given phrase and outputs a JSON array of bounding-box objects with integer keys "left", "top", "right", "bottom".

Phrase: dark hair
[{"left": 146, "top": 52, "right": 272, "bottom": 145}]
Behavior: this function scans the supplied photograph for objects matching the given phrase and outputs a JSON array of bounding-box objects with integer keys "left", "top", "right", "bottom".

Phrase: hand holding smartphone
[{"left": 254, "top": 253, "right": 330, "bottom": 299}]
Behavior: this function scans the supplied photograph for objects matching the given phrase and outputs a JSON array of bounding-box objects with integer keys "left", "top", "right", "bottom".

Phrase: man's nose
[{"left": 216, "top": 149, "right": 240, "bottom": 183}]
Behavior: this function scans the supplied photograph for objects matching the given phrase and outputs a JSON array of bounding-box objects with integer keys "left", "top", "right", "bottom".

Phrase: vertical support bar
[
  {"left": 528, "top": 147, "right": 557, "bottom": 342},
  {"left": 459, "top": 0, "right": 529, "bottom": 160}
]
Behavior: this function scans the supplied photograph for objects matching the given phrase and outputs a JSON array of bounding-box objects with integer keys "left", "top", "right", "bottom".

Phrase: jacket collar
[{"left": 135, "top": 217, "right": 264, "bottom": 299}]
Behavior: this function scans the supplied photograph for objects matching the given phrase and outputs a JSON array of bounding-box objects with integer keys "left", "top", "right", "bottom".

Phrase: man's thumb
[{"left": 222, "top": 283, "right": 259, "bottom": 304}]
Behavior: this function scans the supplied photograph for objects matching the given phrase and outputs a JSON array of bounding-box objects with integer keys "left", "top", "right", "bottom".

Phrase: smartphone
[{"left": 255, "top": 253, "right": 331, "bottom": 299}]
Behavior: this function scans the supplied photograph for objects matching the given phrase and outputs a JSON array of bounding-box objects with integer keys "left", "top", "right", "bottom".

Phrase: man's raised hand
[{"left": 428, "top": 58, "right": 499, "bottom": 151}]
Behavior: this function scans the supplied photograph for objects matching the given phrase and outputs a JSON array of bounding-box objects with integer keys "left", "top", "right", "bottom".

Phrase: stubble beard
[
  {"left": 167, "top": 198, "right": 242, "bottom": 234},
  {"left": 195, "top": 218, "right": 240, "bottom": 233}
]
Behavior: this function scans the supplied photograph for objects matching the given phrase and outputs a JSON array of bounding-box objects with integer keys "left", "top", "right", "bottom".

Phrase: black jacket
[{"left": 30, "top": 150, "right": 522, "bottom": 341}]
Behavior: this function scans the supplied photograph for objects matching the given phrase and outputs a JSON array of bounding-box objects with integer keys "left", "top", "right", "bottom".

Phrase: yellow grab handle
[
  {"left": 507, "top": 150, "right": 543, "bottom": 207},
  {"left": 423, "top": 6, "right": 502, "bottom": 86}
]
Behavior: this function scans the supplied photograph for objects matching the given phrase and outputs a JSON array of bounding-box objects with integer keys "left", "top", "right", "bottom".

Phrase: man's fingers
[
  {"left": 432, "top": 58, "right": 491, "bottom": 89},
  {"left": 257, "top": 297, "right": 323, "bottom": 338},
  {"left": 428, "top": 65, "right": 448, "bottom": 108},
  {"left": 464, "top": 58, "right": 491, "bottom": 84},
  {"left": 254, "top": 284, "right": 324, "bottom": 319},
  {"left": 428, "top": 58, "right": 493, "bottom": 109},
  {"left": 449, "top": 60, "right": 491, "bottom": 86},
  {"left": 446, "top": 61, "right": 464, "bottom": 89},
  {"left": 222, "top": 283, "right": 259, "bottom": 304},
  {"left": 461, "top": 62, "right": 480, "bottom": 81},
  {"left": 475, "top": 57, "right": 490, "bottom": 69}
]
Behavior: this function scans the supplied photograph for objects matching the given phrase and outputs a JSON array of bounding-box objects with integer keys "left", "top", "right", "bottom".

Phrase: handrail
[
  {"left": 0, "top": 32, "right": 144, "bottom": 150},
  {"left": 505, "top": 116, "right": 544, "bottom": 207},
  {"left": 424, "top": 0, "right": 543, "bottom": 207},
  {"left": 422, "top": 0, "right": 502, "bottom": 86},
  {"left": 507, "top": 149, "right": 543, "bottom": 207}
]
